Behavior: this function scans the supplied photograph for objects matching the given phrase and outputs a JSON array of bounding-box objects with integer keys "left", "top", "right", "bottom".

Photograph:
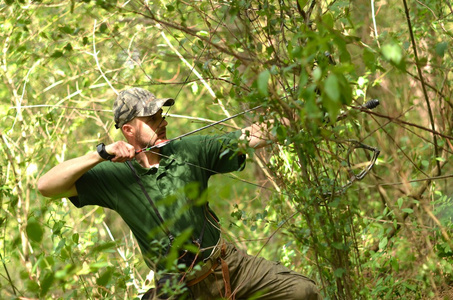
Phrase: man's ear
[{"left": 122, "top": 123, "right": 135, "bottom": 137}]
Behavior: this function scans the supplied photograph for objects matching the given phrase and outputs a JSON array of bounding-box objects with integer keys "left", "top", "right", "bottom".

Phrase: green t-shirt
[{"left": 70, "top": 131, "right": 245, "bottom": 270}]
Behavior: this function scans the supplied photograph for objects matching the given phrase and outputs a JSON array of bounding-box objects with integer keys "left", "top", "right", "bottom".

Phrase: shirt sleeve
[
  {"left": 69, "top": 162, "right": 130, "bottom": 209},
  {"left": 201, "top": 130, "right": 246, "bottom": 175}
]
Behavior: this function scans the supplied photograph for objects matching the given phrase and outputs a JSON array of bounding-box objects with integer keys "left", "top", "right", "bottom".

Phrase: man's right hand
[
  {"left": 38, "top": 141, "right": 136, "bottom": 199},
  {"left": 104, "top": 141, "right": 136, "bottom": 163}
]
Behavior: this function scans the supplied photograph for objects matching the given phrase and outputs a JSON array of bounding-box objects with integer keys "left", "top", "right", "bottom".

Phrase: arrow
[{"left": 135, "top": 105, "right": 263, "bottom": 154}]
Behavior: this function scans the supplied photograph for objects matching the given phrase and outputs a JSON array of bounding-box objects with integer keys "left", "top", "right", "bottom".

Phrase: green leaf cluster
[{"left": 1, "top": 0, "right": 453, "bottom": 299}]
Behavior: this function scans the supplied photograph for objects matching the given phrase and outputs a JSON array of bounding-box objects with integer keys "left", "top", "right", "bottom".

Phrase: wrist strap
[{"left": 96, "top": 143, "right": 115, "bottom": 160}]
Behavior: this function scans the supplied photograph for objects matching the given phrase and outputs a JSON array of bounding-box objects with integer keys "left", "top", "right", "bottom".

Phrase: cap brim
[
  {"left": 139, "top": 98, "right": 175, "bottom": 118},
  {"left": 160, "top": 98, "right": 175, "bottom": 107}
]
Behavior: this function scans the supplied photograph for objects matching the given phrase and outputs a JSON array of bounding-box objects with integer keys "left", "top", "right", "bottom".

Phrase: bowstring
[
  {"left": 136, "top": 105, "right": 263, "bottom": 153},
  {"left": 143, "top": 135, "right": 294, "bottom": 198}
]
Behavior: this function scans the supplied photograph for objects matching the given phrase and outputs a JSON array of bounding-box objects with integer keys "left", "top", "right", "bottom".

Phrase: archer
[{"left": 38, "top": 87, "right": 320, "bottom": 299}]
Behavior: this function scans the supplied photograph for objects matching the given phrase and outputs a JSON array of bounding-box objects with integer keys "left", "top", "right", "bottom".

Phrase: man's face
[{"left": 133, "top": 109, "right": 168, "bottom": 147}]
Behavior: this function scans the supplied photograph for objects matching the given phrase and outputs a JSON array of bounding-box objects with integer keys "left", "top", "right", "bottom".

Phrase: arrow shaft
[{"left": 136, "top": 105, "right": 262, "bottom": 154}]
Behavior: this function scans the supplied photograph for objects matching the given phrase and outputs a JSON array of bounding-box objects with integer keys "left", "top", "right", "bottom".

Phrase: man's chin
[{"left": 155, "top": 139, "right": 168, "bottom": 146}]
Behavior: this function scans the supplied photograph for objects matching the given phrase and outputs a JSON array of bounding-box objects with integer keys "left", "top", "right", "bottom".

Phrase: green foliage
[{"left": 1, "top": 0, "right": 453, "bottom": 299}]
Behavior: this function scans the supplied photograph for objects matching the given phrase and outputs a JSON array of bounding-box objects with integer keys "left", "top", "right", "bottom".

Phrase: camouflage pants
[{"left": 188, "top": 243, "right": 321, "bottom": 300}]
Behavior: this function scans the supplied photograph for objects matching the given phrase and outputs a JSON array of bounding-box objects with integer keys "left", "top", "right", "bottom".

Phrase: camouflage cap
[{"left": 113, "top": 87, "right": 174, "bottom": 129}]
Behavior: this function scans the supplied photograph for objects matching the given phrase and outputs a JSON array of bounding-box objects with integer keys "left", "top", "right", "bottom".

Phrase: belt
[{"left": 185, "top": 238, "right": 225, "bottom": 286}]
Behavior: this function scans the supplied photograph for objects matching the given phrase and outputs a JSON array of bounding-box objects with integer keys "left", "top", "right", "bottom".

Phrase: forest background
[{"left": 1, "top": 0, "right": 453, "bottom": 299}]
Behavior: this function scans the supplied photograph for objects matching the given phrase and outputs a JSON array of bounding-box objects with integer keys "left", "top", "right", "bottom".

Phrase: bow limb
[{"left": 136, "top": 105, "right": 263, "bottom": 154}]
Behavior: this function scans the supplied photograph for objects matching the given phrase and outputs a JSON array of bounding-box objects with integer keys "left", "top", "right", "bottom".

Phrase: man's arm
[
  {"left": 240, "top": 118, "right": 290, "bottom": 149},
  {"left": 37, "top": 141, "right": 136, "bottom": 199}
]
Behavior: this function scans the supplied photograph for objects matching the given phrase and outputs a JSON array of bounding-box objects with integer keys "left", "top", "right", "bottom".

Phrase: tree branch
[{"left": 402, "top": 0, "right": 441, "bottom": 174}]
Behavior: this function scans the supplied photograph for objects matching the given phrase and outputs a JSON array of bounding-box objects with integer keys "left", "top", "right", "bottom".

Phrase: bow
[
  {"left": 135, "top": 105, "right": 262, "bottom": 154},
  {"left": 133, "top": 97, "right": 381, "bottom": 197}
]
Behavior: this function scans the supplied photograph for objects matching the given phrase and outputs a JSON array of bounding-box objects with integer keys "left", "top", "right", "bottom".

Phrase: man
[{"left": 38, "top": 87, "right": 320, "bottom": 299}]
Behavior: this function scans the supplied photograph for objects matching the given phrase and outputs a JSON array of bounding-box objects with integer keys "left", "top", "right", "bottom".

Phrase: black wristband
[{"left": 96, "top": 143, "right": 115, "bottom": 161}]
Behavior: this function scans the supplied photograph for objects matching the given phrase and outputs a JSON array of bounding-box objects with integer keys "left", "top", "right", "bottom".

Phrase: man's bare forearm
[
  {"left": 37, "top": 151, "right": 104, "bottom": 199},
  {"left": 38, "top": 141, "right": 136, "bottom": 199},
  {"left": 241, "top": 118, "right": 290, "bottom": 149}
]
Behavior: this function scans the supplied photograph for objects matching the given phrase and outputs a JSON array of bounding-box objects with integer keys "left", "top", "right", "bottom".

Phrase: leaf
[
  {"left": 332, "top": 242, "right": 344, "bottom": 250},
  {"left": 297, "top": 0, "right": 308, "bottom": 9},
  {"left": 89, "top": 241, "right": 118, "bottom": 254},
  {"left": 382, "top": 43, "right": 403, "bottom": 64},
  {"left": 402, "top": 208, "right": 413, "bottom": 214},
  {"left": 323, "top": 74, "right": 342, "bottom": 122},
  {"left": 324, "top": 74, "right": 340, "bottom": 102},
  {"left": 64, "top": 43, "right": 73, "bottom": 52},
  {"left": 26, "top": 220, "right": 44, "bottom": 243},
  {"left": 397, "top": 198, "right": 404, "bottom": 209},
  {"left": 322, "top": 12, "right": 334, "bottom": 29},
  {"left": 391, "top": 258, "right": 399, "bottom": 273},
  {"left": 89, "top": 262, "right": 110, "bottom": 271},
  {"left": 435, "top": 42, "right": 448, "bottom": 57},
  {"left": 72, "top": 233, "right": 79, "bottom": 244},
  {"left": 59, "top": 25, "right": 73, "bottom": 34},
  {"left": 312, "top": 67, "right": 322, "bottom": 82},
  {"left": 334, "top": 268, "right": 346, "bottom": 278},
  {"left": 52, "top": 220, "right": 65, "bottom": 236},
  {"left": 50, "top": 51, "right": 63, "bottom": 58},
  {"left": 26, "top": 280, "right": 40, "bottom": 293},
  {"left": 337, "top": 73, "right": 352, "bottom": 105},
  {"left": 257, "top": 70, "right": 270, "bottom": 97},
  {"left": 379, "top": 237, "right": 388, "bottom": 250},
  {"left": 96, "top": 267, "right": 114, "bottom": 286},
  {"left": 363, "top": 48, "right": 377, "bottom": 71},
  {"left": 99, "top": 23, "right": 108, "bottom": 34},
  {"left": 55, "top": 238, "right": 66, "bottom": 254},
  {"left": 55, "top": 264, "right": 76, "bottom": 279},
  {"left": 40, "top": 272, "right": 55, "bottom": 297},
  {"left": 403, "top": 282, "right": 417, "bottom": 291}
]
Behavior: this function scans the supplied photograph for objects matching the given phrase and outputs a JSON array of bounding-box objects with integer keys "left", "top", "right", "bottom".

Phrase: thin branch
[
  {"left": 402, "top": 0, "right": 441, "bottom": 173},
  {"left": 370, "top": 0, "right": 379, "bottom": 42},
  {"left": 102, "top": 221, "right": 139, "bottom": 289},
  {"left": 91, "top": 20, "right": 118, "bottom": 95},
  {"left": 370, "top": 159, "right": 448, "bottom": 252},
  {"left": 363, "top": 109, "right": 453, "bottom": 141},
  {"left": 126, "top": 7, "right": 253, "bottom": 66},
  {"left": 160, "top": 31, "right": 216, "bottom": 99},
  {"left": 404, "top": 70, "right": 447, "bottom": 107},
  {"left": 0, "top": 251, "right": 17, "bottom": 296},
  {"left": 379, "top": 172, "right": 453, "bottom": 187}
]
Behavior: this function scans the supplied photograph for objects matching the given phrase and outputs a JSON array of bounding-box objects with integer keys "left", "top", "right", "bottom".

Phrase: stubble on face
[{"left": 135, "top": 110, "right": 167, "bottom": 148}]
